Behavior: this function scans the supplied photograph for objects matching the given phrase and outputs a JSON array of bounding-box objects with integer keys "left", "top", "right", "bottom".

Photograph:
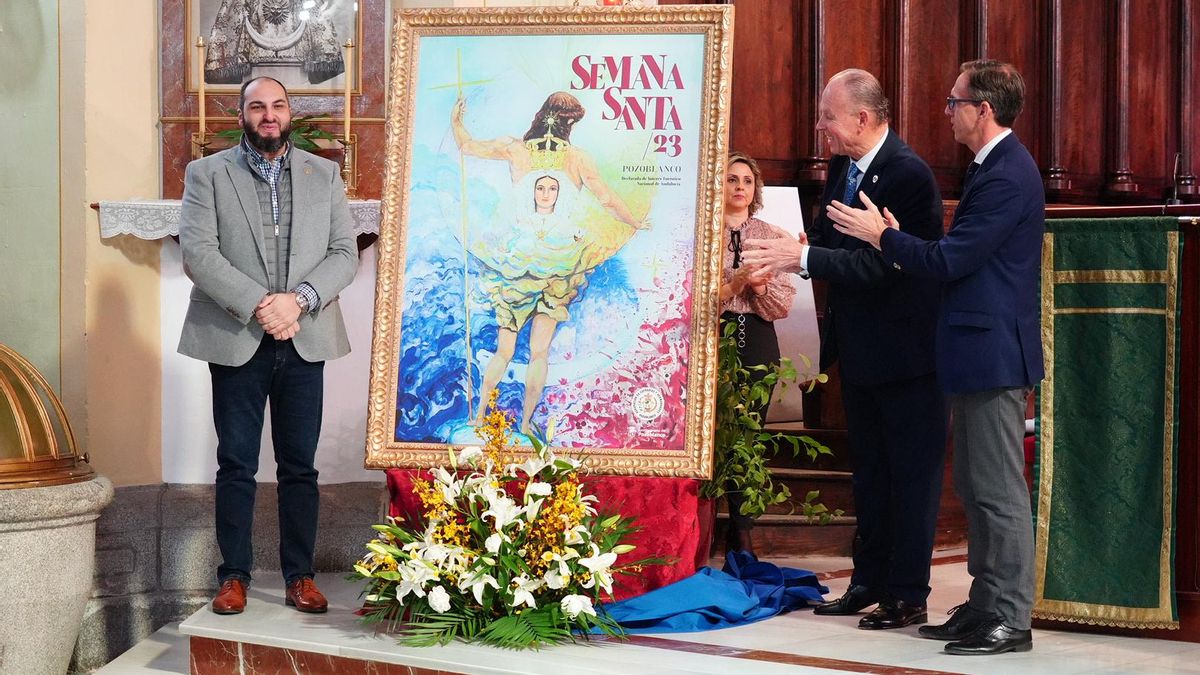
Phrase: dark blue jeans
[{"left": 210, "top": 335, "right": 324, "bottom": 585}]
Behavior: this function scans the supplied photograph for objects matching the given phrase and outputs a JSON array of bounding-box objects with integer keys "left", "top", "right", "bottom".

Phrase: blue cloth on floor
[{"left": 596, "top": 551, "right": 828, "bottom": 633}]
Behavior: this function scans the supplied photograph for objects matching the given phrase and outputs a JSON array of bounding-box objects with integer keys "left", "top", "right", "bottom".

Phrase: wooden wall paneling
[
  {"left": 1043, "top": 0, "right": 1070, "bottom": 192},
  {"left": 728, "top": 0, "right": 806, "bottom": 186},
  {"left": 1177, "top": 0, "right": 1198, "bottom": 200},
  {"left": 810, "top": 0, "right": 886, "bottom": 184},
  {"left": 977, "top": 0, "right": 1044, "bottom": 168},
  {"left": 1179, "top": 215, "right": 1200, "bottom": 599},
  {"left": 821, "top": 0, "right": 886, "bottom": 92},
  {"left": 1105, "top": 0, "right": 1139, "bottom": 196},
  {"left": 794, "top": 0, "right": 826, "bottom": 189},
  {"left": 1123, "top": 0, "right": 1178, "bottom": 201},
  {"left": 893, "top": 0, "right": 969, "bottom": 197},
  {"left": 1055, "top": 0, "right": 1108, "bottom": 201}
]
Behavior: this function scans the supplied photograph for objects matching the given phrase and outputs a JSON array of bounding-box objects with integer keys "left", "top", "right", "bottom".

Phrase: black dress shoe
[
  {"left": 813, "top": 585, "right": 880, "bottom": 616},
  {"left": 858, "top": 600, "right": 927, "bottom": 629},
  {"left": 944, "top": 620, "right": 1032, "bottom": 655},
  {"left": 918, "top": 602, "right": 997, "bottom": 640}
]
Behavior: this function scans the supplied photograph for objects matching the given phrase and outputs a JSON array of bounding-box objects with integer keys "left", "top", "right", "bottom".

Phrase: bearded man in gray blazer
[{"left": 178, "top": 76, "right": 358, "bottom": 616}]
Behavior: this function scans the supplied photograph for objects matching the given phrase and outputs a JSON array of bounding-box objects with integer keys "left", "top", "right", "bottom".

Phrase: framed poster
[
  {"left": 366, "top": 5, "right": 733, "bottom": 477},
  {"left": 185, "top": 0, "right": 361, "bottom": 94}
]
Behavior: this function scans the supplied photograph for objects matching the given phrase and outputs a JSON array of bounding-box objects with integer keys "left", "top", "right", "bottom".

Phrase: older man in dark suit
[
  {"left": 827, "top": 59, "right": 1045, "bottom": 655},
  {"left": 743, "top": 69, "right": 945, "bottom": 631}
]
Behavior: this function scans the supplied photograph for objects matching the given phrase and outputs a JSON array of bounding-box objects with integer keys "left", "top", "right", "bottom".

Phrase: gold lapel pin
[{"left": 304, "top": 166, "right": 313, "bottom": 175}]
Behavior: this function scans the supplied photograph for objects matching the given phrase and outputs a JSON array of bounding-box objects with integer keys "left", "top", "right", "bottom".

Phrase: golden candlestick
[
  {"left": 342, "top": 39, "right": 357, "bottom": 197},
  {"left": 343, "top": 39, "right": 354, "bottom": 143},
  {"left": 341, "top": 137, "right": 358, "bottom": 199},
  {"left": 195, "top": 36, "right": 207, "bottom": 147}
]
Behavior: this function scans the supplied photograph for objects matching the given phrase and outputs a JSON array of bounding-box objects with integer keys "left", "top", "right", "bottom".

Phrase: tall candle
[
  {"left": 197, "top": 37, "right": 206, "bottom": 142},
  {"left": 343, "top": 39, "right": 354, "bottom": 145}
]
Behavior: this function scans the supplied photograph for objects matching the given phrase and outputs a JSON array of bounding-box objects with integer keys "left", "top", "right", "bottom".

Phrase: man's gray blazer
[{"left": 177, "top": 145, "right": 359, "bottom": 367}]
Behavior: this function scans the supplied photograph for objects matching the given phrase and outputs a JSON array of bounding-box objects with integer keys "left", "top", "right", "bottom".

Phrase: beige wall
[{"left": 61, "top": 0, "right": 163, "bottom": 486}]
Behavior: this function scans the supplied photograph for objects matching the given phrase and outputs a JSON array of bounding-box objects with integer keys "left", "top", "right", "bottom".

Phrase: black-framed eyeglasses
[
  {"left": 727, "top": 229, "right": 742, "bottom": 269},
  {"left": 946, "top": 97, "right": 984, "bottom": 110}
]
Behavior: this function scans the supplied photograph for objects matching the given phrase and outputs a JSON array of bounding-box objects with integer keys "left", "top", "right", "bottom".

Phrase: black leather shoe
[
  {"left": 813, "top": 585, "right": 880, "bottom": 616},
  {"left": 858, "top": 600, "right": 927, "bottom": 629},
  {"left": 918, "top": 602, "right": 997, "bottom": 640},
  {"left": 944, "top": 620, "right": 1032, "bottom": 655}
]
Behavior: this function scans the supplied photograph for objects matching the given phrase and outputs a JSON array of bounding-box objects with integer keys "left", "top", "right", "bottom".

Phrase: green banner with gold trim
[{"left": 1034, "top": 217, "right": 1180, "bottom": 629}]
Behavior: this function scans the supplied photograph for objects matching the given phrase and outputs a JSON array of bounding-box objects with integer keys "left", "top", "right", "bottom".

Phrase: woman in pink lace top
[{"left": 719, "top": 151, "right": 797, "bottom": 554}]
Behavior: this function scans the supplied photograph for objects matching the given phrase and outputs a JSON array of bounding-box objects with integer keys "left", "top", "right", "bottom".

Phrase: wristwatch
[{"left": 293, "top": 290, "right": 310, "bottom": 313}]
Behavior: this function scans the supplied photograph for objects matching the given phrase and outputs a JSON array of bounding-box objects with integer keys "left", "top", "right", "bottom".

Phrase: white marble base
[
  {"left": 111, "top": 555, "right": 1200, "bottom": 675},
  {"left": 176, "top": 574, "right": 818, "bottom": 674}
]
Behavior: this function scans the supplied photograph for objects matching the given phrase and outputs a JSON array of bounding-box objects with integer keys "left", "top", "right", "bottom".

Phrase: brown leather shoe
[
  {"left": 285, "top": 577, "right": 328, "bottom": 613},
  {"left": 212, "top": 579, "right": 247, "bottom": 615}
]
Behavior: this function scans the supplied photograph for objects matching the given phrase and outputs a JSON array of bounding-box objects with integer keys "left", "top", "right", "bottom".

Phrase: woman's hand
[
  {"left": 728, "top": 265, "right": 763, "bottom": 295},
  {"left": 746, "top": 267, "right": 773, "bottom": 295}
]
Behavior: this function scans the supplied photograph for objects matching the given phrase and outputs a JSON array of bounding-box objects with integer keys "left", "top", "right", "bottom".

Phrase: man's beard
[{"left": 242, "top": 119, "right": 291, "bottom": 154}]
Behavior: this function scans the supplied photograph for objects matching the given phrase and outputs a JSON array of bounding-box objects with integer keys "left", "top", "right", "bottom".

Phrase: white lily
[
  {"left": 484, "top": 533, "right": 503, "bottom": 554},
  {"left": 578, "top": 544, "right": 617, "bottom": 594},
  {"left": 544, "top": 565, "right": 570, "bottom": 590},
  {"left": 513, "top": 454, "right": 551, "bottom": 480},
  {"left": 396, "top": 559, "right": 438, "bottom": 603},
  {"left": 432, "top": 467, "right": 462, "bottom": 503},
  {"left": 427, "top": 585, "right": 452, "bottom": 612},
  {"left": 509, "top": 575, "right": 543, "bottom": 609},
  {"left": 482, "top": 494, "right": 524, "bottom": 532},
  {"left": 560, "top": 594, "right": 597, "bottom": 620},
  {"left": 460, "top": 570, "right": 500, "bottom": 605},
  {"left": 525, "top": 481, "right": 552, "bottom": 499},
  {"left": 523, "top": 483, "right": 551, "bottom": 521},
  {"left": 563, "top": 524, "right": 590, "bottom": 546}
]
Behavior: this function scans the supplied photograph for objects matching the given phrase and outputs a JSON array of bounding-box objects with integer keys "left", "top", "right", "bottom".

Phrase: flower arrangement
[{"left": 351, "top": 392, "right": 659, "bottom": 649}]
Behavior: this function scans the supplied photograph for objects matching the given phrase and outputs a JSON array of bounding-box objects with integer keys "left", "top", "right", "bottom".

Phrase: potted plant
[{"left": 698, "top": 322, "right": 838, "bottom": 562}]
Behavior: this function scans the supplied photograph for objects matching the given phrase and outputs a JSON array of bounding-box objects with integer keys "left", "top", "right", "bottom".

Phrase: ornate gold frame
[{"left": 364, "top": 5, "right": 733, "bottom": 477}]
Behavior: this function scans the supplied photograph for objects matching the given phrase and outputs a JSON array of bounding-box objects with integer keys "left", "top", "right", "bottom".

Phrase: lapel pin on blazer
[
  {"left": 872, "top": 175, "right": 878, "bottom": 183},
  {"left": 304, "top": 166, "right": 313, "bottom": 175}
]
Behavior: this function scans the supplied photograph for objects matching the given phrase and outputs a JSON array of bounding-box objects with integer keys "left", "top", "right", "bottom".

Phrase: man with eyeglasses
[
  {"left": 826, "top": 59, "right": 1045, "bottom": 656},
  {"left": 743, "top": 69, "right": 946, "bottom": 634}
]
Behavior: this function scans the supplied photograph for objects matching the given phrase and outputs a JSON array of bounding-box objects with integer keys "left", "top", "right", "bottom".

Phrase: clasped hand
[
  {"left": 741, "top": 233, "right": 806, "bottom": 275},
  {"left": 256, "top": 293, "right": 302, "bottom": 340},
  {"left": 729, "top": 264, "right": 773, "bottom": 296},
  {"left": 825, "top": 192, "right": 900, "bottom": 250}
]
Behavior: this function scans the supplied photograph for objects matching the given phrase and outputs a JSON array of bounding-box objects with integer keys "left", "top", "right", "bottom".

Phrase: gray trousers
[{"left": 949, "top": 387, "right": 1034, "bottom": 630}]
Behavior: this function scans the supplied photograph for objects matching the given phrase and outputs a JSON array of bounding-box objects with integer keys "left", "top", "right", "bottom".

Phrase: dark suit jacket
[
  {"left": 880, "top": 132, "right": 1045, "bottom": 394},
  {"left": 807, "top": 129, "right": 943, "bottom": 386}
]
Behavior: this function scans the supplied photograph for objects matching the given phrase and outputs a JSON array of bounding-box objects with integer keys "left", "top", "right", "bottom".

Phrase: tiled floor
[{"left": 98, "top": 549, "right": 1200, "bottom": 674}]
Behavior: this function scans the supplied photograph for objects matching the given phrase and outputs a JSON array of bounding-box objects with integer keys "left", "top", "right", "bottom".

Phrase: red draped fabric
[{"left": 384, "top": 470, "right": 708, "bottom": 601}]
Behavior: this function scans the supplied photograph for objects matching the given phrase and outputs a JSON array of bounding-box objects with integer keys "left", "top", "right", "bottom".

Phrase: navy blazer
[
  {"left": 807, "top": 129, "right": 943, "bottom": 386},
  {"left": 880, "top": 133, "right": 1045, "bottom": 394}
]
